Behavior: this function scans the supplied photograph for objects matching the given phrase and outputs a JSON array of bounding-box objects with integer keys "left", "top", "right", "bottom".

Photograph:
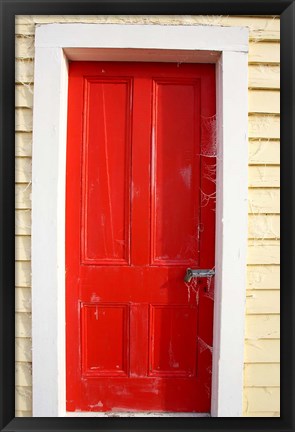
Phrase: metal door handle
[{"left": 184, "top": 268, "right": 215, "bottom": 283}]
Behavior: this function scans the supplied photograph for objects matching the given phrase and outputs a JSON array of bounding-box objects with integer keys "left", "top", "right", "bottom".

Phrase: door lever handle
[{"left": 184, "top": 268, "right": 215, "bottom": 283}]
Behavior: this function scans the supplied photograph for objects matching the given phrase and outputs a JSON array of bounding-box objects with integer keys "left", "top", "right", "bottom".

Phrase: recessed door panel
[
  {"left": 81, "top": 79, "right": 132, "bottom": 265},
  {"left": 151, "top": 80, "right": 201, "bottom": 265},
  {"left": 149, "top": 305, "right": 198, "bottom": 377},
  {"left": 81, "top": 303, "right": 129, "bottom": 376}
]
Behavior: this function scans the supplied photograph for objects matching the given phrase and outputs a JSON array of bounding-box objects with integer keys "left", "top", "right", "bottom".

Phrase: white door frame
[{"left": 31, "top": 23, "right": 249, "bottom": 417}]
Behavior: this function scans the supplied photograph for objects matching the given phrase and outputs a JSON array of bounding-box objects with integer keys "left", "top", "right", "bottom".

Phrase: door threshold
[{"left": 65, "top": 412, "right": 210, "bottom": 417}]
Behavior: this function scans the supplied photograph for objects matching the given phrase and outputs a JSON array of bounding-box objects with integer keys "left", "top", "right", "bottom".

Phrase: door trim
[{"left": 32, "top": 23, "right": 249, "bottom": 417}]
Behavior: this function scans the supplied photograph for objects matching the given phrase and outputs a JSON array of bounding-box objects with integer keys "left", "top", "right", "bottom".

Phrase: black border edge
[
  {"left": 1, "top": 0, "right": 16, "bottom": 431},
  {"left": 281, "top": 1, "right": 295, "bottom": 431},
  {"left": 0, "top": 0, "right": 294, "bottom": 431}
]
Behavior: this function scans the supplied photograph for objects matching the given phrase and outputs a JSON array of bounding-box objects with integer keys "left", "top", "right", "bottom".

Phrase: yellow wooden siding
[
  {"left": 247, "top": 240, "right": 280, "bottom": 265},
  {"left": 16, "top": 362, "right": 32, "bottom": 386},
  {"left": 244, "top": 340, "right": 280, "bottom": 363},
  {"left": 248, "top": 189, "right": 280, "bottom": 214},
  {"left": 245, "top": 315, "right": 280, "bottom": 339},
  {"left": 15, "top": 35, "right": 35, "bottom": 59},
  {"left": 249, "top": 140, "right": 279, "bottom": 165},
  {"left": 15, "top": 60, "right": 34, "bottom": 83},
  {"left": 16, "top": 132, "right": 32, "bottom": 157},
  {"left": 14, "top": 15, "right": 280, "bottom": 417},
  {"left": 248, "top": 166, "right": 280, "bottom": 187},
  {"left": 249, "top": 115, "right": 280, "bottom": 139},
  {"left": 15, "top": 386, "right": 32, "bottom": 411},
  {"left": 248, "top": 215, "right": 279, "bottom": 239},
  {"left": 15, "top": 85, "right": 33, "bottom": 109},
  {"left": 247, "top": 265, "right": 279, "bottom": 289},
  {"left": 15, "top": 312, "right": 32, "bottom": 338},
  {"left": 244, "top": 363, "right": 280, "bottom": 387},
  {"left": 243, "top": 388, "right": 280, "bottom": 412},
  {"left": 249, "top": 90, "right": 280, "bottom": 114},
  {"left": 15, "top": 236, "right": 31, "bottom": 261},
  {"left": 246, "top": 290, "right": 280, "bottom": 314},
  {"left": 248, "top": 42, "right": 280, "bottom": 64},
  {"left": 16, "top": 109, "right": 33, "bottom": 132},
  {"left": 15, "top": 338, "right": 32, "bottom": 362},
  {"left": 15, "top": 262, "right": 31, "bottom": 287},
  {"left": 16, "top": 158, "right": 32, "bottom": 183},
  {"left": 15, "top": 288, "right": 31, "bottom": 312},
  {"left": 249, "top": 65, "right": 280, "bottom": 89},
  {"left": 15, "top": 210, "right": 31, "bottom": 235},
  {"left": 15, "top": 184, "right": 31, "bottom": 209}
]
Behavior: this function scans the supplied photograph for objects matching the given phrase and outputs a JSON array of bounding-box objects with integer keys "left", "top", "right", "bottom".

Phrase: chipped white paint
[{"left": 32, "top": 23, "right": 248, "bottom": 417}]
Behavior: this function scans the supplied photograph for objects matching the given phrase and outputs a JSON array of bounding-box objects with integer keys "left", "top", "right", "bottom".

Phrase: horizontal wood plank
[
  {"left": 249, "top": 166, "right": 279, "bottom": 188},
  {"left": 15, "top": 312, "right": 32, "bottom": 338},
  {"left": 15, "top": 210, "right": 31, "bottom": 235},
  {"left": 15, "top": 35, "right": 35, "bottom": 59},
  {"left": 249, "top": 90, "right": 280, "bottom": 114},
  {"left": 15, "top": 287, "right": 31, "bottom": 312},
  {"left": 245, "top": 315, "right": 280, "bottom": 339},
  {"left": 249, "top": 115, "right": 280, "bottom": 139},
  {"left": 244, "top": 339, "right": 280, "bottom": 363},
  {"left": 220, "top": 17, "right": 280, "bottom": 41},
  {"left": 246, "top": 290, "right": 280, "bottom": 314},
  {"left": 15, "top": 362, "right": 32, "bottom": 386},
  {"left": 15, "top": 261, "right": 31, "bottom": 287},
  {"left": 243, "top": 387, "right": 280, "bottom": 412},
  {"left": 248, "top": 189, "right": 280, "bottom": 214},
  {"left": 247, "top": 240, "right": 280, "bottom": 265},
  {"left": 15, "top": 109, "right": 33, "bottom": 132},
  {"left": 15, "top": 158, "right": 32, "bottom": 183},
  {"left": 248, "top": 215, "right": 279, "bottom": 239},
  {"left": 247, "top": 246, "right": 280, "bottom": 265},
  {"left": 15, "top": 60, "right": 34, "bottom": 84},
  {"left": 15, "top": 386, "right": 32, "bottom": 411},
  {"left": 15, "top": 184, "right": 32, "bottom": 209},
  {"left": 15, "top": 85, "right": 34, "bottom": 108},
  {"left": 247, "top": 265, "right": 280, "bottom": 289},
  {"left": 15, "top": 22, "right": 35, "bottom": 34},
  {"left": 16, "top": 132, "right": 32, "bottom": 157},
  {"left": 15, "top": 235, "right": 31, "bottom": 261},
  {"left": 244, "top": 363, "right": 280, "bottom": 387},
  {"left": 248, "top": 65, "right": 280, "bottom": 89},
  {"left": 15, "top": 338, "right": 32, "bottom": 362},
  {"left": 248, "top": 140, "right": 279, "bottom": 165},
  {"left": 248, "top": 42, "right": 279, "bottom": 64}
]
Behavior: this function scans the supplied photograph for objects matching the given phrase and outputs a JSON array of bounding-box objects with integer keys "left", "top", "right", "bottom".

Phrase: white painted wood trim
[
  {"left": 211, "top": 51, "right": 248, "bottom": 417},
  {"left": 32, "top": 23, "right": 248, "bottom": 417},
  {"left": 35, "top": 23, "right": 248, "bottom": 52},
  {"left": 32, "top": 46, "right": 68, "bottom": 416}
]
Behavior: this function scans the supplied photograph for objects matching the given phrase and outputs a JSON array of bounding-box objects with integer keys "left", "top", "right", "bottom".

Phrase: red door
[{"left": 66, "top": 62, "right": 216, "bottom": 413}]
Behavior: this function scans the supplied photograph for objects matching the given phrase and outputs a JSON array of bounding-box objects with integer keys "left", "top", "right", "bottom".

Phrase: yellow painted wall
[{"left": 15, "top": 15, "right": 280, "bottom": 417}]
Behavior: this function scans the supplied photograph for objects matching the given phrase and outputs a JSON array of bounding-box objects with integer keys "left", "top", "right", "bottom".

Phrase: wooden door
[{"left": 66, "top": 62, "right": 216, "bottom": 413}]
